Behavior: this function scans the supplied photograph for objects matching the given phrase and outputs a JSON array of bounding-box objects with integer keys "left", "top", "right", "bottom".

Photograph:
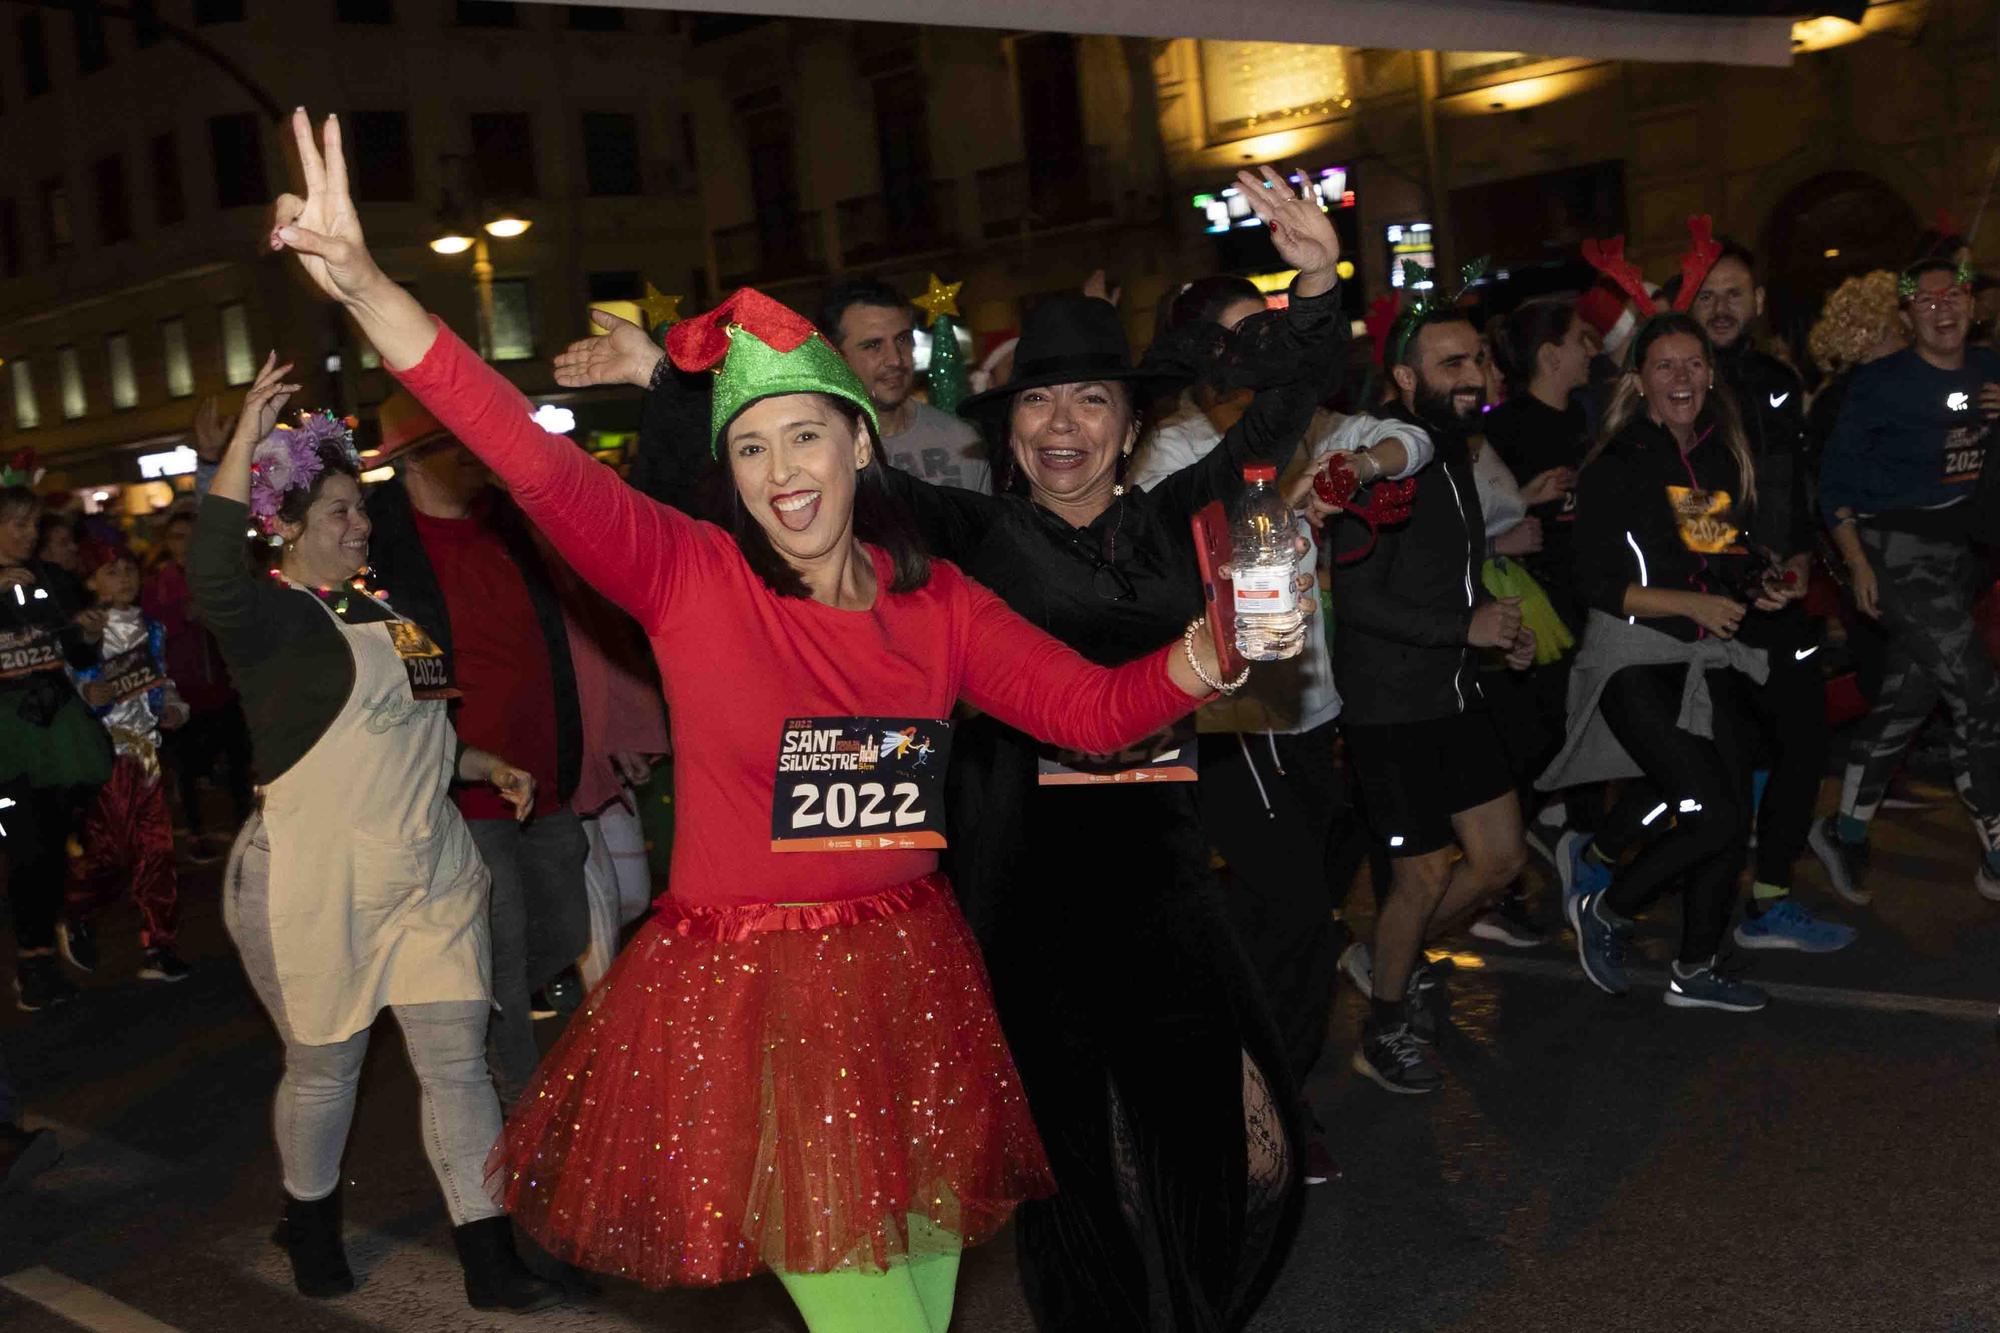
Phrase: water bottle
[{"left": 1230, "top": 463, "right": 1305, "bottom": 660}]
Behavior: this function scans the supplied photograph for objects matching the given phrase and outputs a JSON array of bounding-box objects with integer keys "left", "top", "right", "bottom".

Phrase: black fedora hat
[{"left": 957, "top": 293, "right": 1189, "bottom": 420}]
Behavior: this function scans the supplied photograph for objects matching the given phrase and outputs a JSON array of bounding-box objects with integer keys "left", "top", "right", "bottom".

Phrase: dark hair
[
  {"left": 706, "top": 393, "right": 930, "bottom": 598},
  {"left": 1166, "top": 275, "right": 1264, "bottom": 332},
  {"left": 818, "top": 278, "right": 911, "bottom": 347},
  {"left": 1494, "top": 298, "right": 1578, "bottom": 392},
  {"left": 1900, "top": 257, "right": 1965, "bottom": 302},
  {"left": 0, "top": 486, "right": 40, "bottom": 524},
  {"left": 273, "top": 445, "right": 363, "bottom": 530},
  {"left": 1393, "top": 310, "right": 1477, "bottom": 368},
  {"left": 35, "top": 510, "right": 77, "bottom": 549},
  {"left": 1713, "top": 238, "right": 1757, "bottom": 275}
]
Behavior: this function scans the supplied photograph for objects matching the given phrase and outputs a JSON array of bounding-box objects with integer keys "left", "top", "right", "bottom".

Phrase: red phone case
[{"left": 1190, "top": 501, "right": 1251, "bottom": 683}]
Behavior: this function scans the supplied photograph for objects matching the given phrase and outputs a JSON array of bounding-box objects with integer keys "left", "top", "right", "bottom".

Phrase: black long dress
[{"left": 635, "top": 285, "right": 1345, "bottom": 1331}]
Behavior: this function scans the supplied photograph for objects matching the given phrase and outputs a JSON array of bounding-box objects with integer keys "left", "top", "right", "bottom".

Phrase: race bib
[
  {"left": 1942, "top": 423, "right": 1990, "bottom": 488},
  {"left": 1665, "top": 486, "right": 1743, "bottom": 555},
  {"left": 771, "top": 716, "right": 951, "bottom": 852},
  {"left": 0, "top": 624, "right": 62, "bottom": 679},
  {"left": 96, "top": 644, "right": 165, "bottom": 703},
  {"left": 388, "top": 620, "right": 458, "bottom": 700},
  {"left": 1038, "top": 719, "right": 1199, "bottom": 786}
]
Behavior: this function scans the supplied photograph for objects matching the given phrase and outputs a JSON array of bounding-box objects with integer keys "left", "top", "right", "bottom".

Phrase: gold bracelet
[{"left": 1183, "top": 616, "right": 1252, "bottom": 694}]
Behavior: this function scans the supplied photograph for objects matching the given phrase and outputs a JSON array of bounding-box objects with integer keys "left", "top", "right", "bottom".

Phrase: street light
[{"left": 430, "top": 160, "right": 532, "bottom": 360}]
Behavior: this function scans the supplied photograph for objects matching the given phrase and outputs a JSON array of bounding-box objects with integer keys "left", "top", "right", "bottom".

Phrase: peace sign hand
[
  {"left": 269, "top": 108, "right": 387, "bottom": 308},
  {"left": 1234, "top": 165, "right": 1341, "bottom": 291}
]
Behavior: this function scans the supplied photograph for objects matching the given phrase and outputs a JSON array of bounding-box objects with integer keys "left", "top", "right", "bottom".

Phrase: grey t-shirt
[{"left": 883, "top": 401, "right": 992, "bottom": 494}]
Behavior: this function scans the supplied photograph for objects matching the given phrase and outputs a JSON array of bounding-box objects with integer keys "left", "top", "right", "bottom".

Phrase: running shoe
[
  {"left": 1351, "top": 1023, "right": 1442, "bottom": 1095},
  {"left": 139, "top": 947, "right": 192, "bottom": 983},
  {"left": 1558, "top": 831, "right": 1612, "bottom": 928},
  {"left": 1338, "top": 940, "right": 1373, "bottom": 998},
  {"left": 1405, "top": 961, "right": 1449, "bottom": 1044},
  {"left": 1303, "top": 1137, "right": 1340, "bottom": 1185},
  {"left": 1470, "top": 894, "right": 1546, "bottom": 949},
  {"left": 1573, "top": 891, "right": 1631, "bottom": 996},
  {"left": 1732, "top": 899, "right": 1856, "bottom": 953},
  {"left": 1664, "top": 960, "right": 1768, "bottom": 1012},
  {"left": 13, "top": 956, "right": 78, "bottom": 1013},
  {"left": 57, "top": 919, "right": 97, "bottom": 974},
  {"left": 1807, "top": 816, "right": 1872, "bottom": 906}
]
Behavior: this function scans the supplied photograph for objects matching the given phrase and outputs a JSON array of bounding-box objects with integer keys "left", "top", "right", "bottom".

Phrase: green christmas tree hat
[{"left": 666, "top": 288, "right": 879, "bottom": 456}]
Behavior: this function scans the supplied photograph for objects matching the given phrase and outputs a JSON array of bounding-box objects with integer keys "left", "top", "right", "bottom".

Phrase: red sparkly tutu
[{"left": 487, "top": 873, "right": 1054, "bottom": 1287}]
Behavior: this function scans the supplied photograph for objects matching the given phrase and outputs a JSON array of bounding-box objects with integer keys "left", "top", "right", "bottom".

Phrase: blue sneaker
[
  {"left": 1665, "top": 959, "right": 1768, "bottom": 1012},
  {"left": 1559, "top": 831, "right": 1612, "bottom": 929},
  {"left": 1733, "top": 898, "right": 1856, "bottom": 953},
  {"left": 1573, "top": 891, "right": 1631, "bottom": 996}
]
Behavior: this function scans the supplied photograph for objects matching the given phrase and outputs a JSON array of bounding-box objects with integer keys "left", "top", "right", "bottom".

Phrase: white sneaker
[{"left": 1338, "top": 941, "right": 1373, "bottom": 998}]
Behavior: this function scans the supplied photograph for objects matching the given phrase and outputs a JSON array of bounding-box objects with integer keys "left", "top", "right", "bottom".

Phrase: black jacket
[
  {"left": 1572, "top": 410, "right": 1759, "bottom": 645},
  {"left": 364, "top": 475, "right": 583, "bottom": 802},
  {"left": 1482, "top": 392, "right": 1588, "bottom": 628},
  {"left": 1714, "top": 343, "right": 1810, "bottom": 556},
  {"left": 1328, "top": 404, "right": 1486, "bottom": 724}
]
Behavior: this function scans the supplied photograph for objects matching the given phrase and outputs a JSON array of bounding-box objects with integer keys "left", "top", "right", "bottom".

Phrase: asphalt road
[{"left": 5, "top": 775, "right": 1998, "bottom": 1333}]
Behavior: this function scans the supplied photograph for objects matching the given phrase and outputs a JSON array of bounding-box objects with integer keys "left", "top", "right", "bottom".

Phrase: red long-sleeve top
[{"left": 393, "top": 322, "right": 1203, "bottom": 909}]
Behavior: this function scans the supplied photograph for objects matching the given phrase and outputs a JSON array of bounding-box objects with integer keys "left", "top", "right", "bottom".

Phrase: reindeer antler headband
[{"left": 1580, "top": 215, "right": 1723, "bottom": 358}]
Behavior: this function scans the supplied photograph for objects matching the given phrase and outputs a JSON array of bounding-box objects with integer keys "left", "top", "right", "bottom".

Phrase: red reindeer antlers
[
  {"left": 1671, "top": 215, "right": 1722, "bottom": 314},
  {"left": 1581, "top": 234, "right": 1657, "bottom": 319}
]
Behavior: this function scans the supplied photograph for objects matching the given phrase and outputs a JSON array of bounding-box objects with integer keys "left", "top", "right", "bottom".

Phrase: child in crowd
[{"left": 61, "top": 540, "right": 191, "bottom": 983}]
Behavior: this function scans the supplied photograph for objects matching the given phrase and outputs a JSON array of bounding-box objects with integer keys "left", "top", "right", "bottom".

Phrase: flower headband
[
  {"left": 249, "top": 410, "right": 360, "bottom": 529},
  {"left": 1897, "top": 259, "right": 1977, "bottom": 299}
]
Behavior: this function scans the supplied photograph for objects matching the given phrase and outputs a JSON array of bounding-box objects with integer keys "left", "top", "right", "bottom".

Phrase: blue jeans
[{"left": 468, "top": 812, "right": 589, "bottom": 1110}]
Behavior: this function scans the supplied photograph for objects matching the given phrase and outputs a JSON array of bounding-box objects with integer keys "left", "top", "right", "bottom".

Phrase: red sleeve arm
[
  {"left": 390, "top": 318, "right": 689, "bottom": 630},
  {"left": 951, "top": 570, "right": 1205, "bottom": 753}
]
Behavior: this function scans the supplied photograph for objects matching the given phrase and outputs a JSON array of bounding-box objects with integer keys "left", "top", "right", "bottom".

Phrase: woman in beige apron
[{"left": 190, "top": 358, "right": 561, "bottom": 1313}]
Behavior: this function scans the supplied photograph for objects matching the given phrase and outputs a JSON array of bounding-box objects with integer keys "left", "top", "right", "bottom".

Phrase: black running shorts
[{"left": 1341, "top": 709, "right": 1515, "bottom": 858}]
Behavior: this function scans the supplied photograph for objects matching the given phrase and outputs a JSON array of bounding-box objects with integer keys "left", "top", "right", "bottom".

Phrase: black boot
[
  {"left": 271, "top": 1189, "right": 355, "bottom": 1298},
  {"left": 451, "top": 1216, "right": 562, "bottom": 1313}
]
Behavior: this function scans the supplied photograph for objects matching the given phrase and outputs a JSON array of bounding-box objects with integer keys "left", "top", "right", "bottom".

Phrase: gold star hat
[{"left": 666, "top": 288, "right": 879, "bottom": 456}]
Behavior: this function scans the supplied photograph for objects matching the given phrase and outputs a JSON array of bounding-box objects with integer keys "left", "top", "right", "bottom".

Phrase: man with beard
[
  {"left": 819, "top": 278, "right": 991, "bottom": 493},
  {"left": 1330, "top": 310, "right": 1534, "bottom": 1094},
  {"left": 1817, "top": 258, "right": 2000, "bottom": 902},
  {"left": 1675, "top": 241, "right": 1854, "bottom": 952}
]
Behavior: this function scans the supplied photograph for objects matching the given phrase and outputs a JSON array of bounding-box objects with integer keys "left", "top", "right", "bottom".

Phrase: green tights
[{"left": 775, "top": 1214, "right": 963, "bottom": 1333}]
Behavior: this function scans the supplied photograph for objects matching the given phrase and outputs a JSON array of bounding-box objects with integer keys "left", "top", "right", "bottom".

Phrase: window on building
[
  {"left": 489, "top": 279, "right": 535, "bottom": 360},
  {"left": 741, "top": 99, "right": 804, "bottom": 267},
  {"left": 220, "top": 302, "right": 255, "bottom": 385},
  {"left": 150, "top": 133, "right": 185, "bottom": 226},
  {"left": 161, "top": 317, "right": 193, "bottom": 398},
  {"left": 470, "top": 113, "right": 537, "bottom": 198},
  {"left": 335, "top": 0, "right": 394, "bottom": 20},
  {"left": 0, "top": 199, "right": 19, "bottom": 278},
  {"left": 192, "top": 0, "right": 245, "bottom": 23},
  {"left": 18, "top": 13, "right": 50, "bottom": 98},
  {"left": 93, "top": 155, "right": 131, "bottom": 244},
  {"left": 72, "top": 0, "right": 109, "bottom": 74},
  {"left": 57, "top": 346, "right": 86, "bottom": 420},
  {"left": 455, "top": 0, "right": 518, "bottom": 26},
  {"left": 9, "top": 361, "right": 39, "bottom": 431},
  {"left": 347, "top": 111, "right": 415, "bottom": 201},
  {"left": 130, "top": 0, "right": 161, "bottom": 47},
  {"left": 566, "top": 4, "right": 623, "bottom": 30},
  {"left": 208, "top": 113, "right": 267, "bottom": 208},
  {"left": 40, "top": 178, "right": 71, "bottom": 260},
  {"left": 1013, "top": 34, "right": 1087, "bottom": 223},
  {"left": 107, "top": 333, "right": 137, "bottom": 409},
  {"left": 872, "top": 73, "right": 934, "bottom": 237},
  {"left": 581, "top": 112, "right": 640, "bottom": 197}
]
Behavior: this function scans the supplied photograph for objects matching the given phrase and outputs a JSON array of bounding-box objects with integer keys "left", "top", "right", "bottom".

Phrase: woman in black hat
[{"left": 564, "top": 166, "right": 1345, "bottom": 1331}]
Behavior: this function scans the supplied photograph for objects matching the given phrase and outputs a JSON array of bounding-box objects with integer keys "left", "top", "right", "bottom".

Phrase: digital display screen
[
  {"left": 1387, "top": 222, "right": 1436, "bottom": 289},
  {"left": 1193, "top": 167, "right": 1352, "bottom": 235}
]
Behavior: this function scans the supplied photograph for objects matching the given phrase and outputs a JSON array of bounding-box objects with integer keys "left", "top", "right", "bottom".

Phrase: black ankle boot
[
  {"left": 271, "top": 1189, "right": 355, "bottom": 1298},
  {"left": 451, "top": 1216, "right": 562, "bottom": 1312}
]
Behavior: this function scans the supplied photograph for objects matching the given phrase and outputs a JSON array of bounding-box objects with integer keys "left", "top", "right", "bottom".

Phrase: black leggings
[
  {"left": 1597, "top": 664, "right": 1754, "bottom": 964},
  {"left": 2, "top": 782, "right": 85, "bottom": 953},
  {"left": 1748, "top": 638, "right": 1828, "bottom": 889}
]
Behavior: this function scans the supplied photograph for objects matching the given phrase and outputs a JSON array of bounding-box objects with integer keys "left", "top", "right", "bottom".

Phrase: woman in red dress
[{"left": 266, "top": 109, "right": 1249, "bottom": 1332}]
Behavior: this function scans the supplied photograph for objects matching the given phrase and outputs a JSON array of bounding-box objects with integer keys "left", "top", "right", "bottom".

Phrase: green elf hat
[{"left": 665, "top": 287, "right": 879, "bottom": 456}]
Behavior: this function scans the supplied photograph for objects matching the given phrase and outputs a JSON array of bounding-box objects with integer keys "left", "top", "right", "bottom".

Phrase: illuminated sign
[
  {"left": 137, "top": 446, "right": 198, "bottom": 479},
  {"left": 1193, "top": 167, "right": 1352, "bottom": 235},
  {"left": 532, "top": 404, "right": 577, "bottom": 435},
  {"left": 1387, "top": 222, "right": 1436, "bottom": 289}
]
